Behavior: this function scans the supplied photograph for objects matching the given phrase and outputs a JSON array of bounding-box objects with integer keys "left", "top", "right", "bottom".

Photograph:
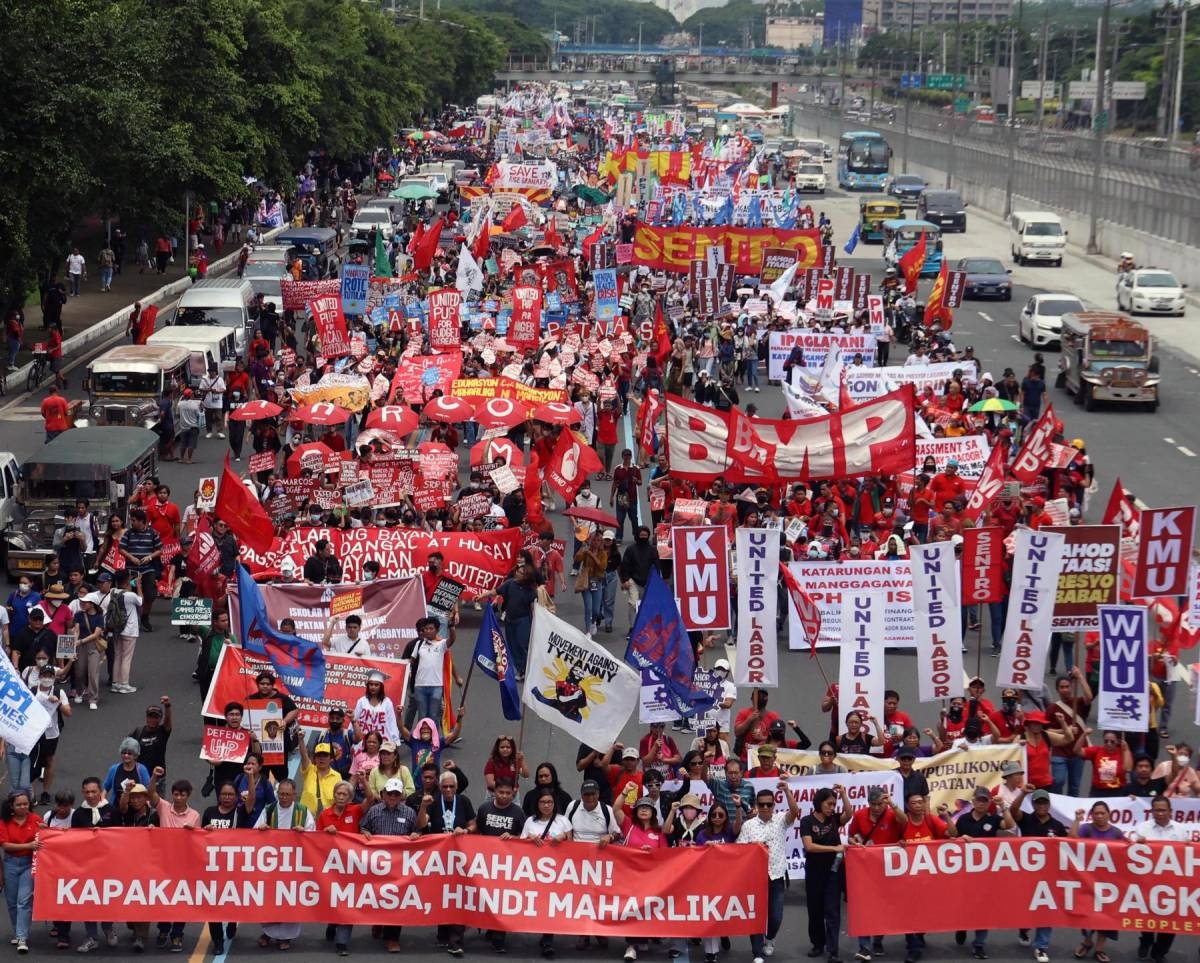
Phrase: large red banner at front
[
  {"left": 633, "top": 223, "right": 823, "bottom": 275},
  {"left": 35, "top": 830, "right": 766, "bottom": 935},
  {"left": 846, "top": 838, "right": 1200, "bottom": 936},
  {"left": 664, "top": 387, "right": 915, "bottom": 483}
]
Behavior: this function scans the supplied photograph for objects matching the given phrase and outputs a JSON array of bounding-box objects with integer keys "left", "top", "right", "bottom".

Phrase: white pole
[{"left": 1170, "top": 2, "right": 1187, "bottom": 145}]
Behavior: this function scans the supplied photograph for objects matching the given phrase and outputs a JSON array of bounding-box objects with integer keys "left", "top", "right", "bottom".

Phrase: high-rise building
[
  {"left": 766, "top": 15, "right": 824, "bottom": 50},
  {"left": 877, "top": 0, "right": 1011, "bottom": 26}
]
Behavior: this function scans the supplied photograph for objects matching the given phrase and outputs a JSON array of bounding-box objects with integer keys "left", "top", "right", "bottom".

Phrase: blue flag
[
  {"left": 746, "top": 196, "right": 763, "bottom": 228},
  {"left": 712, "top": 195, "right": 734, "bottom": 227},
  {"left": 843, "top": 222, "right": 861, "bottom": 255},
  {"left": 472, "top": 603, "right": 522, "bottom": 721},
  {"left": 235, "top": 565, "right": 326, "bottom": 701},
  {"left": 625, "top": 568, "right": 715, "bottom": 718}
]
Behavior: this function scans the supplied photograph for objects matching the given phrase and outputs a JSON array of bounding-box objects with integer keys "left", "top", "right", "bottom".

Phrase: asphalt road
[{"left": 1, "top": 194, "right": 1197, "bottom": 961}]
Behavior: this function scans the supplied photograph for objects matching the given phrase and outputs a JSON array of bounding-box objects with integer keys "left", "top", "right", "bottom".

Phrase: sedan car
[
  {"left": 1117, "top": 269, "right": 1187, "bottom": 316},
  {"left": 1019, "top": 293, "right": 1086, "bottom": 347},
  {"left": 957, "top": 257, "right": 1013, "bottom": 300},
  {"left": 916, "top": 189, "right": 967, "bottom": 232},
  {"left": 885, "top": 173, "right": 927, "bottom": 206}
]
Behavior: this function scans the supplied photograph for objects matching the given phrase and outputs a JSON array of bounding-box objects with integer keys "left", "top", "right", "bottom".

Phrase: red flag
[
  {"left": 543, "top": 215, "right": 561, "bottom": 251},
  {"left": 653, "top": 299, "right": 672, "bottom": 367},
  {"left": 838, "top": 372, "right": 854, "bottom": 412},
  {"left": 727, "top": 405, "right": 777, "bottom": 478},
  {"left": 185, "top": 514, "right": 223, "bottom": 599},
  {"left": 1102, "top": 476, "right": 1140, "bottom": 539},
  {"left": 544, "top": 430, "right": 603, "bottom": 504},
  {"left": 1010, "top": 404, "right": 1057, "bottom": 484},
  {"left": 407, "top": 221, "right": 424, "bottom": 256},
  {"left": 501, "top": 205, "right": 527, "bottom": 233},
  {"left": 524, "top": 451, "right": 545, "bottom": 530},
  {"left": 962, "top": 442, "right": 1009, "bottom": 523},
  {"left": 897, "top": 233, "right": 927, "bottom": 294},
  {"left": 923, "top": 261, "right": 952, "bottom": 330},
  {"left": 472, "top": 220, "right": 491, "bottom": 263},
  {"left": 780, "top": 563, "right": 822, "bottom": 656},
  {"left": 413, "top": 218, "right": 444, "bottom": 271},
  {"left": 214, "top": 455, "right": 275, "bottom": 554},
  {"left": 581, "top": 224, "right": 605, "bottom": 261}
]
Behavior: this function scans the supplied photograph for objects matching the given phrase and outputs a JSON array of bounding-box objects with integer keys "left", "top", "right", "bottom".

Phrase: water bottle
[{"left": 832, "top": 851, "right": 844, "bottom": 873}]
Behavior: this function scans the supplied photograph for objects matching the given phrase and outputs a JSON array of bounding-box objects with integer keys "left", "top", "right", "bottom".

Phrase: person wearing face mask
[
  {"left": 11, "top": 608, "right": 55, "bottom": 672},
  {"left": 1153, "top": 742, "right": 1200, "bottom": 797},
  {"left": 29, "top": 666, "right": 70, "bottom": 805},
  {"left": 618, "top": 526, "right": 659, "bottom": 628}
]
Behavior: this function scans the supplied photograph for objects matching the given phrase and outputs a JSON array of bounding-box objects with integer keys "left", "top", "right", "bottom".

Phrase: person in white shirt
[
  {"left": 404, "top": 617, "right": 451, "bottom": 729},
  {"left": 738, "top": 782, "right": 799, "bottom": 963},
  {"left": 322, "top": 613, "right": 372, "bottom": 658},
  {"left": 1127, "top": 796, "right": 1187, "bottom": 961},
  {"left": 904, "top": 344, "right": 930, "bottom": 367},
  {"left": 522, "top": 789, "right": 574, "bottom": 961},
  {"left": 66, "top": 248, "right": 86, "bottom": 296},
  {"left": 198, "top": 363, "right": 227, "bottom": 439}
]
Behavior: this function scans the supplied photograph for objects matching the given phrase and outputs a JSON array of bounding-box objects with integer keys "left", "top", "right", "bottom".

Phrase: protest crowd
[{"left": 1, "top": 87, "right": 1199, "bottom": 963}]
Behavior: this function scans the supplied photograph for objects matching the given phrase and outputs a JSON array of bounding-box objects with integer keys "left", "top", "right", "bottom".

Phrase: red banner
[
  {"left": 633, "top": 223, "right": 822, "bottom": 275},
  {"left": 962, "top": 443, "right": 1008, "bottom": 524},
  {"left": 1133, "top": 506, "right": 1196, "bottom": 598},
  {"left": 671, "top": 525, "right": 731, "bottom": 631},
  {"left": 280, "top": 279, "right": 340, "bottom": 312},
  {"left": 544, "top": 430, "right": 603, "bottom": 504},
  {"left": 1010, "top": 404, "right": 1057, "bottom": 484},
  {"left": 509, "top": 285, "right": 543, "bottom": 350},
  {"left": 199, "top": 725, "right": 250, "bottom": 765},
  {"left": 391, "top": 353, "right": 463, "bottom": 405},
  {"left": 960, "top": 527, "right": 1005, "bottom": 603},
  {"left": 240, "top": 526, "right": 523, "bottom": 596},
  {"left": 199, "top": 645, "right": 408, "bottom": 729},
  {"left": 310, "top": 294, "right": 350, "bottom": 358},
  {"left": 35, "top": 830, "right": 765, "bottom": 933},
  {"left": 663, "top": 388, "right": 915, "bottom": 484},
  {"left": 846, "top": 838, "right": 1200, "bottom": 936},
  {"left": 428, "top": 288, "right": 462, "bottom": 351}
]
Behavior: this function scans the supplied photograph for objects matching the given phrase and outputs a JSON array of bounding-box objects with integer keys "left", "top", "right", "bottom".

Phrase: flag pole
[{"left": 514, "top": 603, "right": 540, "bottom": 762}]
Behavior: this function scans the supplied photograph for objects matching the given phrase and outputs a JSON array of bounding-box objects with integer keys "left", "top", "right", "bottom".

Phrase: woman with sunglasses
[
  {"left": 696, "top": 802, "right": 740, "bottom": 963},
  {"left": 1075, "top": 730, "right": 1132, "bottom": 798},
  {"left": 814, "top": 741, "right": 846, "bottom": 776}
]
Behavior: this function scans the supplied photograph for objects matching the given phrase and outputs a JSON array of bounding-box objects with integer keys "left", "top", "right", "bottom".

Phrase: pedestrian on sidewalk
[
  {"left": 66, "top": 248, "right": 86, "bottom": 297},
  {"left": 97, "top": 244, "right": 115, "bottom": 292},
  {"left": 111, "top": 229, "right": 125, "bottom": 275},
  {"left": 153, "top": 234, "right": 171, "bottom": 274},
  {"left": 5, "top": 310, "right": 23, "bottom": 368},
  {"left": 41, "top": 280, "right": 66, "bottom": 333}
]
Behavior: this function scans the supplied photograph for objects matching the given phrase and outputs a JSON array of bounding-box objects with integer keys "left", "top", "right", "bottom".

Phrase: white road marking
[
  {"left": 1010, "top": 335, "right": 1021, "bottom": 343},
  {"left": 1164, "top": 437, "right": 1177, "bottom": 444},
  {"left": 978, "top": 312, "right": 994, "bottom": 322},
  {"left": 1178, "top": 446, "right": 1197, "bottom": 458}
]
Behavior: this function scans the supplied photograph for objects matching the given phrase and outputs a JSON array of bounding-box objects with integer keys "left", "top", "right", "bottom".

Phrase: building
[
  {"left": 766, "top": 16, "right": 824, "bottom": 50},
  {"left": 823, "top": 0, "right": 883, "bottom": 46},
  {"left": 876, "top": 0, "right": 1011, "bottom": 26}
]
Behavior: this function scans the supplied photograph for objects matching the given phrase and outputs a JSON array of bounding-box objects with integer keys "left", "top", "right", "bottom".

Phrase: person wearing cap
[
  {"left": 127, "top": 696, "right": 173, "bottom": 794},
  {"left": 664, "top": 792, "right": 707, "bottom": 846},
  {"left": 953, "top": 786, "right": 1016, "bottom": 958},
  {"left": 10, "top": 603, "right": 54, "bottom": 674},
  {"left": 613, "top": 794, "right": 670, "bottom": 961},
  {"left": 993, "top": 760, "right": 1027, "bottom": 814},
  {"left": 608, "top": 745, "right": 644, "bottom": 807},
  {"left": 738, "top": 779, "right": 799, "bottom": 963},
  {"left": 1008, "top": 787, "right": 1066, "bottom": 963},
  {"left": 927, "top": 458, "right": 965, "bottom": 514},
  {"left": 297, "top": 734, "right": 342, "bottom": 817},
  {"left": 118, "top": 509, "right": 159, "bottom": 634},
  {"left": 638, "top": 721, "right": 683, "bottom": 778},
  {"left": 308, "top": 706, "right": 356, "bottom": 779},
  {"left": 70, "top": 591, "right": 105, "bottom": 711},
  {"left": 367, "top": 740, "right": 414, "bottom": 803}
]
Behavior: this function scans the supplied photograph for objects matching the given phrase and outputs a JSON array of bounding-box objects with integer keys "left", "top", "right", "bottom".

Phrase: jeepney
[
  {"left": 859, "top": 196, "right": 903, "bottom": 242},
  {"left": 5, "top": 428, "right": 159, "bottom": 580},
  {"left": 1060, "top": 311, "right": 1159, "bottom": 411},
  {"left": 81, "top": 344, "right": 191, "bottom": 429},
  {"left": 882, "top": 218, "right": 943, "bottom": 277}
]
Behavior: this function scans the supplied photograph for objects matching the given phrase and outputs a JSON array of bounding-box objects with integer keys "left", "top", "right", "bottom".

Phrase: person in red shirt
[
  {"left": 47, "top": 326, "right": 64, "bottom": 389},
  {"left": 596, "top": 400, "right": 619, "bottom": 479},
  {"left": 908, "top": 474, "right": 935, "bottom": 543},
  {"left": 786, "top": 486, "right": 812, "bottom": 518},
  {"left": 317, "top": 781, "right": 364, "bottom": 954},
  {"left": 883, "top": 690, "right": 915, "bottom": 743},
  {"left": 40, "top": 384, "right": 72, "bottom": 443},
  {"left": 1077, "top": 730, "right": 1133, "bottom": 796},
  {"left": 0, "top": 789, "right": 43, "bottom": 953},
  {"left": 901, "top": 792, "right": 956, "bottom": 842},
  {"left": 1022, "top": 711, "right": 1056, "bottom": 790},
  {"left": 928, "top": 460, "right": 965, "bottom": 509},
  {"left": 145, "top": 484, "right": 181, "bottom": 541},
  {"left": 608, "top": 746, "right": 644, "bottom": 806},
  {"left": 848, "top": 787, "right": 907, "bottom": 846},
  {"left": 733, "top": 689, "right": 782, "bottom": 751}
]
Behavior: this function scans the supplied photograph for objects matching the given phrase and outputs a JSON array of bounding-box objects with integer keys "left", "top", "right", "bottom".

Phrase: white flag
[
  {"left": 838, "top": 591, "right": 886, "bottom": 727},
  {"left": 908, "top": 542, "right": 963, "bottom": 703},
  {"left": 0, "top": 647, "right": 51, "bottom": 754},
  {"left": 456, "top": 245, "right": 485, "bottom": 296},
  {"left": 765, "top": 260, "right": 800, "bottom": 304},
  {"left": 996, "top": 527, "right": 1067, "bottom": 691},
  {"left": 524, "top": 605, "right": 639, "bottom": 749}
]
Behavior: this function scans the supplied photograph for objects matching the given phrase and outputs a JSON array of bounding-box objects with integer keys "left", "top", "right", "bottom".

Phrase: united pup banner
[
  {"left": 672, "top": 526, "right": 731, "bottom": 632},
  {"left": 508, "top": 285, "right": 543, "bottom": 350},
  {"left": 846, "top": 837, "right": 1200, "bottom": 936},
  {"left": 34, "top": 831, "right": 765, "bottom": 935},
  {"left": 960, "top": 527, "right": 1005, "bottom": 604},
  {"left": 908, "top": 542, "right": 963, "bottom": 702},
  {"left": 632, "top": 223, "right": 822, "bottom": 275},
  {"left": 735, "top": 529, "right": 779, "bottom": 687},
  {"left": 310, "top": 294, "right": 351, "bottom": 358},
  {"left": 837, "top": 592, "right": 886, "bottom": 724},
  {"left": 786, "top": 561, "right": 914, "bottom": 649},
  {"left": 1133, "top": 505, "right": 1195, "bottom": 598},
  {"left": 997, "top": 527, "right": 1067, "bottom": 691},
  {"left": 199, "top": 645, "right": 408, "bottom": 729},
  {"left": 428, "top": 288, "right": 463, "bottom": 351},
  {"left": 1097, "top": 605, "right": 1150, "bottom": 733},
  {"left": 665, "top": 388, "right": 916, "bottom": 485},
  {"left": 1048, "top": 525, "right": 1121, "bottom": 629}
]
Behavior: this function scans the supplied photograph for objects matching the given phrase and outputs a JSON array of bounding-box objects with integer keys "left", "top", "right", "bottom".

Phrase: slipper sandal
[
  {"left": 278, "top": 941, "right": 291, "bottom": 951},
  {"left": 259, "top": 935, "right": 272, "bottom": 948},
  {"left": 1074, "top": 943, "right": 1094, "bottom": 959},
  {"left": 1094, "top": 952, "right": 1111, "bottom": 962}
]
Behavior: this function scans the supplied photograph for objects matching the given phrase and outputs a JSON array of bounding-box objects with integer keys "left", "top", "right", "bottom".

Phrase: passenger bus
[{"left": 837, "top": 130, "right": 892, "bottom": 190}]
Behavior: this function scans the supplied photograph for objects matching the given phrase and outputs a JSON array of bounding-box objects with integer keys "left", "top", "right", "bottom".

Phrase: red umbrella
[
  {"left": 419, "top": 441, "right": 453, "bottom": 457},
  {"left": 532, "top": 402, "right": 581, "bottom": 426},
  {"left": 474, "top": 397, "right": 529, "bottom": 430},
  {"left": 469, "top": 437, "right": 526, "bottom": 468},
  {"left": 286, "top": 442, "right": 338, "bottom": 476},
  {"left": 290, "top": 402, "right": 352, "bottom": 426},
  {"left": 364, "top": 405, "right": 419, "bottom": 435},
  {"left": 563, "top": 505, "right": 619, "bottom": 528},
  {"left": 228, "top": 400, "right": 283, "bottom": 422},
  {"left": 423, "top": 396, "right": 474, "bottom": 423}
]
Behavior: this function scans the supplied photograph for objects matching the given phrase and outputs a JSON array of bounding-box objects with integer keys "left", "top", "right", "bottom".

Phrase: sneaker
[
  {"left": 105, "top": 931, "right": 118, "bottom": 947},
  {"left": 669, "top": 950, "right": 680, "bottom": 960},
  {"left": 205, "top": 432, "right": 213, "bottom": 439},
  {"left": 754, "top": 958, "right": 765, "bottom": 963},
  {"left": 77, "top": 939, "right": 100, "bottom": 954},
  {"left": 625, "top": 949, "right": 638, "bottom": 961},
  {"left": 218, "top": 432, "right": 226, "bottom": 439},
  {"left": 705, "top": 956, "right": 718, "bottom": 963},
  {"left": 1019, "top": 932, "right": 1031, "bottom": 948},
  {"left": 972, "top": 950, "right": 988, "bottom": 960},
  {"left": 156, "top": 932, "right": 169, "bottom": 948},
  {"left": 337, "top": 947, "right": 349, "bottom": 958},
  {"left": 73, "top": 695, "right": 83, "bottom": 704},
  {"left": 855, "top": 953, "right": 872, "bottom": 961},
  {"left": 872, "top": 942, "right": 885, "bottom": 956},
  {"left": 88, "top": 702, "right": 98, "bottom": 710},
  {"left": 39, "top": 791, "right": 50, "bottom": 805},
  {"left": 171, "top": 937, "right": 183, "bottom": 952},
  {"left": 765, "top": 940, "right": 776, "bottom": 957},
  {"left": 1035, "top": 952, "right": 1050, "bottom": 963},
  {"left": 132, "top": 938, "right": 145, "bottom": 953},
  {"left": 16, "top": 941, "right": 27, "bottom": 955},
  {"left": 449, "top": 948, "right": 465, "bottom": 958}
]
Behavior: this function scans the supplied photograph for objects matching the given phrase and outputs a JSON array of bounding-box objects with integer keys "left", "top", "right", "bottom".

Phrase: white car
[
  {"left": 1019, "top": 293, "right": 1085, "bottom": 347},
  {"left": 794, "top": 163, "right": 827, "bottom": 194},
  {"left": 350, "top": 208, "right": 395, "bottom": 242},
  {"left": 1117, "top": 269, "right": 1187, "bottom": 316}
]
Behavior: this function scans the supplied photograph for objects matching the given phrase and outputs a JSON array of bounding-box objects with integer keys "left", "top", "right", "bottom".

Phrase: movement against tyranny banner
[
  {"left": 200, "top": 645, "right": 409, "bottom": 729},
  {"left": 240, "top": 527, "right": 522, "bottom": 595},
  {"left": 632, "top": 223, "right": 823, "bottom": 274},
  {"left": 34, "top": 830, "right": 766, "bottom": 935},
  {"left": 1097, "top": 605, "right": 1150, "bottom": 733},
  {"left": 672, "top": 526, "right": 731, "bottom": 632},
  {"left": 908, "top": 542, "right": 964, "bottom": 703},
  {"left": 665, "top": 387, "right": 916, "bottom": 484},
  {"left": 996, "top": 527, "right": 1067, "bottom": 691},
  {"left": 227, "top": 577, "right": 426, "bottom": 661},
  {"left": 735, "top": 529, "right": 779, "bottom": 687},
  {"left": 523, "top": 605, "right": 639, "bottom": 750},
  {"left": 1047, "top": 525, "right": 1121, "bottom": 629},
  {"left": 837, "top": 592, "right": 886, "bottom": 725},
  {"left": 785, "top": 561, "right": 914, "bottom": 649},
  {"left": 758, "top": 745, "right": 1026, "bottom": 814},
  {"left": 846, "top": 837, "right": 1200, "bottom": 936},
  {"left": 766, "top": 331, "right": 877, "bottom": 381}
]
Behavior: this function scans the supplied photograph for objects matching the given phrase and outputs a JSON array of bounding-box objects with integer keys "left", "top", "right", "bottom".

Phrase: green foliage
[{"left": 0, "top": 0, "right": 506, "bottom": 314}]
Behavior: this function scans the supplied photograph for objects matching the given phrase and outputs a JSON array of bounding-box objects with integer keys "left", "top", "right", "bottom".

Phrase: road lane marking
[
  {"left": 1178, "top": 447, "right": 1197, "bottom": 458},
  {"left": 978, "top": 312, "right": 994, "bottom": 322},
  {"left": 1164, "top": 437, "right": 1177, "bottom": 444}
]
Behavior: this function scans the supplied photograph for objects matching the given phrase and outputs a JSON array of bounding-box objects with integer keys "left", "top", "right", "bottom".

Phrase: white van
[
  {"left": 168, "top": 278, "right": 254, "bottom": 354},
  {"left": 146, "top": 325, "right": 239, "bottom": 384},
  {"left": 1009, "top": 211, "right": 1067, "bottom": 266}
]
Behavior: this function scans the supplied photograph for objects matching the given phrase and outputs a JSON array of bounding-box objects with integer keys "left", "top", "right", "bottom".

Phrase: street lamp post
[
  {"left": 1169, "top": 0, "right": 1187, "bottom": 145},
  {"left": 1086, "top": 0, "right": 1112, "bottom": 254},
  {"left": 945, "top": 0, "right": 964, "bottom": 188},
  {"left": 903, "top": 0, "right": 916, "bottom": 173},
  {"left": 1003, "top": 0, "right": 1024, "bottom": 219}
]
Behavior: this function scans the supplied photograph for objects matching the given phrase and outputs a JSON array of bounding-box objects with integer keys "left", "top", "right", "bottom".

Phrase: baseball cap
[
  {"left": 1000, "top": 761, "right": 1025, "bottom": 777},
  {"left": 768, "top": 720, "right": 786, "bottom": 734},
  {"left": 634, "top": 796, "right": 656, "bottom": 811},
  {"left": 621, "top": 747, "right": 639, "bottom": 760},
  {"left": 379, "top": 741, "right": 397, "bottom": 753},
  {"left": 313, "top": 743, "right": 333, "bottom": 755},
  {"left": 580, "top": 780, "right": 600, "bottom": 794},
  {"left": 973, "top": 786, "right": 992, "bottom": 801},
  {"left": 383, "top": 778, "right": 406, "bottom": 794},
  {"left": 145, "top": 705, "right": 163, "bottom": 717},
  {"left": 602, "top": 529, "right": 616, "bottom": 540},
  {"left": 328, "top": 707, "right": 345, "bottom": 717},
  {"left": 96, "top": 572, "right": 113, "bottom": 583},
  {"left": 1031, "top": 789, "right": 1051, "bottom": 803},
  {"left": 713, "top": 658, "right": 731, "bottom": 672},
  {"left": 946, "top": 458, "right": 959, "bottom": 468},
  {"left": 1024, "top": 710, "right": 1048, "bottom": 725},
  {"left": 897, "top": 745, "right": 917, "bottom": 759}
]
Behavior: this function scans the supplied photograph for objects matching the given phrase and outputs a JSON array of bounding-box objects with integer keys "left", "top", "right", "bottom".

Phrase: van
[
  {"left": 146, "top": 325, "right": 238, "bottom": 383},
  {"left": 82, "top": 345, "right": 192, "bottom": 429},
  {"left": 1009, "top": 211, "right": 1067, "bottom": 266},
  {"left": 168, "top": 278, "right": 255, "bottom": 354}
]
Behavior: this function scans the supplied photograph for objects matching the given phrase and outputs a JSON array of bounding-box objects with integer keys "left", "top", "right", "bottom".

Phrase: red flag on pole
[
  {"left": 413, "top": 218, "right": 444, "bottom": 271},
  {"left": 653, "top": 299, "right": 672, "bottom": 367},
  {"left": 214, "top": 455, "right": 274, "bottom": 554},
  {"left": 897, "top": 232, "right": 928, "bottom": 294},
  {"left": 501, "top": 205, "right": 527, "bottom": 233},
  {"left": 780, "top": 563, "right": 822, "bottom": 656}
]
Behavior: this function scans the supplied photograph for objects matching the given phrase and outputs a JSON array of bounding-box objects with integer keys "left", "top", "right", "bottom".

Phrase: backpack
[
  {"left": 566, "top": 799, "right": 615, "bottom": 840},
  {"left": 104, "top": 590, "right": 128, "bottom": 636}
]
